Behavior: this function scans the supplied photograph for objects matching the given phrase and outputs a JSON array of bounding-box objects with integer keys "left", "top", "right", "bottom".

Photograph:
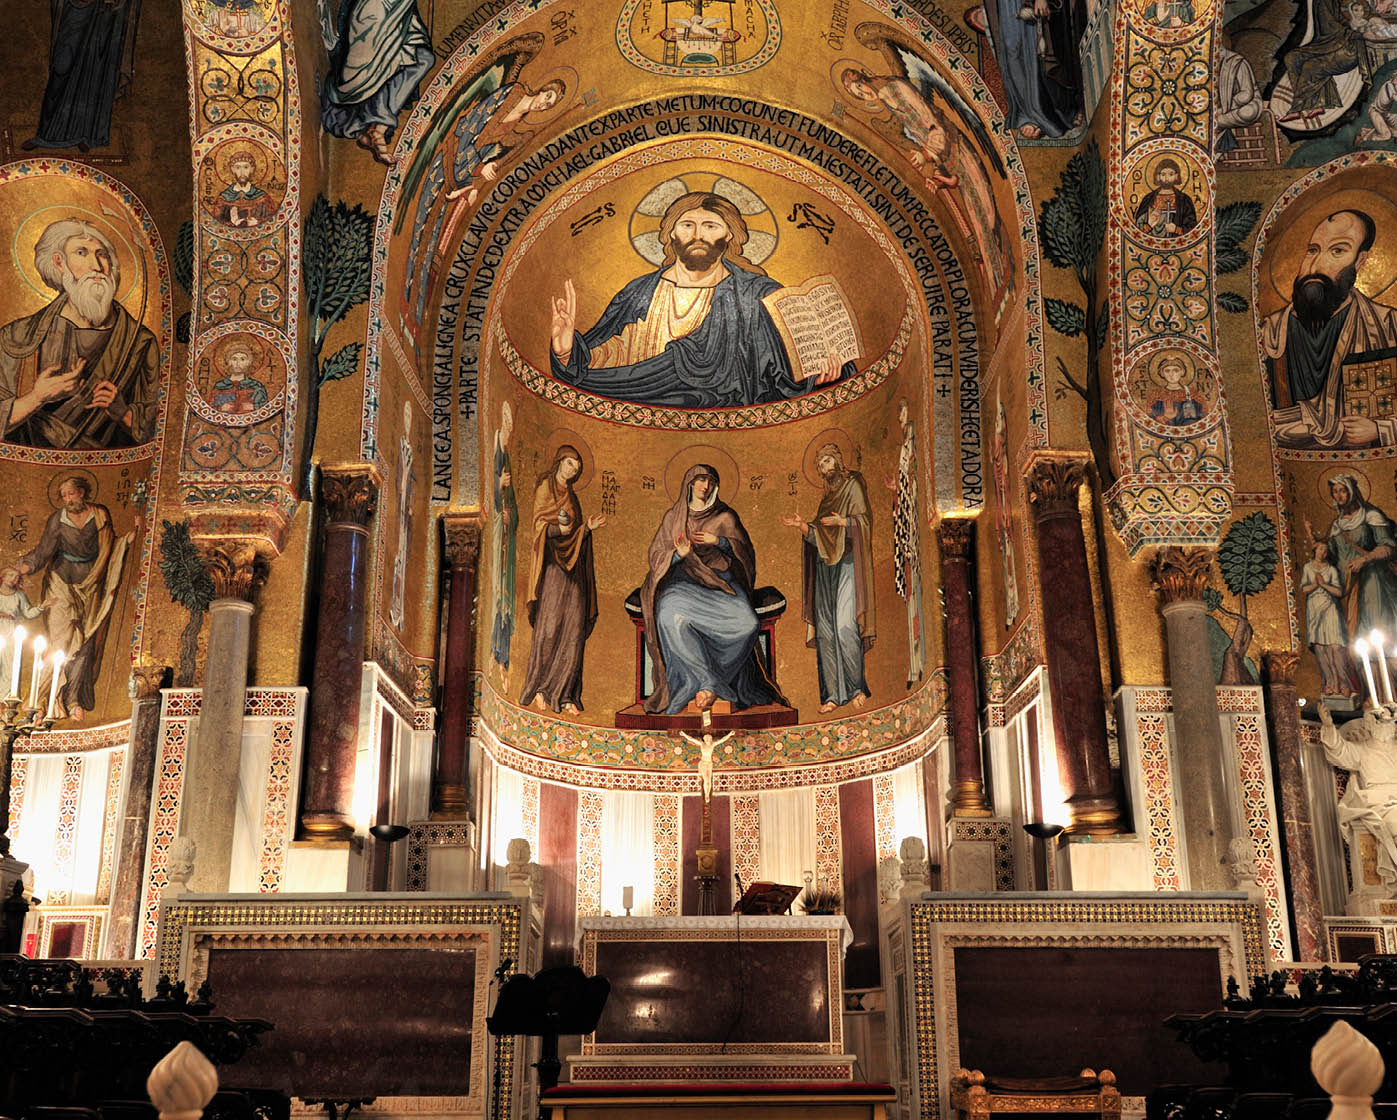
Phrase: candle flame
[
  {"left": 32, "top": 635, "right": 45, "bottom": 654},
  {"left": 13, "top": 626, "right": 25, "bottom": 645},
  {"left": 1373, "top": 630, "right": 1387, "bottom": 649},
  {"left": 1357, "top": 638, "right": 1372, "bottom": 656}
]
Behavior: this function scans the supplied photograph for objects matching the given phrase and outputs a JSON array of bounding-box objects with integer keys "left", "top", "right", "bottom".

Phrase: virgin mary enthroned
[{"left": 640, "top": 464, "right": 783, "bottom": 715}]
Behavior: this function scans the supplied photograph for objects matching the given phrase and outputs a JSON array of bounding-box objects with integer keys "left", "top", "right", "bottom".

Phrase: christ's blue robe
[{"left": 551, "top": 260, "right": 854, "bottom": 409}]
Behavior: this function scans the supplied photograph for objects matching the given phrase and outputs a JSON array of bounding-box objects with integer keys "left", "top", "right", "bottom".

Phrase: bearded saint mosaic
[{"left": 0, "top": 218, "right": 160, "bottom": 450}]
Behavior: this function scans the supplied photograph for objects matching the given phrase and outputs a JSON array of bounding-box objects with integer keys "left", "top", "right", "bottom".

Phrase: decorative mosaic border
[
  {"left": 815, "top": 786, "right": 842, "bottom": 889},
  {"left": 907, "top": 898, "right": 1266, "bottom": 1120},
  {"left": 45, "top": 757, "right": 85, "bottom": 906},
  {"left": 576, "top": 789, "right": 604, "bottom": 918},
  {"left": 8, "top": 756, "right": 27, "bottom": 851},
  {"left": 21, "top": 719, "right": 133, "bottom": 755},
  {"left": 1136, "top": 712, "right": 1183, "bottom": 891},
  {"left": 874, "top": 775, "right": 899, "bottom": 905},
  {"left": 34, "top": 906, "right": 106, "bottom": 959},
  {"left": 177, "top": 0, "right": 301, "bottom": 523},
  {"left": 256, "top": 720, "right": 295, "bottom": 892},
  {"left": 653, "top": 794, "right": 680, "bottom": 917},
  {"left": 475, "top": 670, "right": 947, "bottom": 784},
  {"left": 732, "top": 794, "right": 760, "bottom": 887},
  {"left": 97, "top": 750, "right": 126, "bottom": 903},
  {"left": 1233, "top": 713, "right": 1292, "bottom": 960}
]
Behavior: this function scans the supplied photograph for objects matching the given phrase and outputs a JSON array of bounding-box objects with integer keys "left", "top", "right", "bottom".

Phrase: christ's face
[
  {"left": 560, "top": 456, "right": 581, "bottom": 482},
  {"left": 670, "top": 208, "right": 730, "bottom": 270},
  {"left": 60, "top": 481, "right": 87, "bottom": 512}
]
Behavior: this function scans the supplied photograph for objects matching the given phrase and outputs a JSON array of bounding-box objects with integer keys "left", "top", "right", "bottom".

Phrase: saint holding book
[{"left": 549, "top": 191, "right": 860, "bottom": 409}]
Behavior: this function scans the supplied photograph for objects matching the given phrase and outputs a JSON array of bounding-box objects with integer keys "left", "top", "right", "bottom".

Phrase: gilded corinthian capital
[
  {"left": 443, "top": 512, "right": 484, "bottom": 568},
  {"left": 320, "top": 464, "right": 382, "bottom": 529},
  {"left": 1026, "top": 455, "right": 1089, "bottom": 519},
  {"left": 936, "top": 514, "right": 977, "bottom": 559},
  {"left": 201, "top": 539, "right": 265, "bottom": 602},
  {"left": 1152, "top": 547, "right": 1214, "bottom": 605}
]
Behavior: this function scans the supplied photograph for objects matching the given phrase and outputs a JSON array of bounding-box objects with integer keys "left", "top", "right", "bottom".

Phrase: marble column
[
  {"left": 434, "top": 514, "right": 482, "bottom": 819},
  {"left": 300, "top": 466, "right": 380, "bottom": 841},
  {"left": 182, "top": 540, "right": 262, "bottom": 893},
  {"left": 1153, "top": 546, "right": 1235, "bottom": 890},
  {"left": 937, "top": 515, "right": 991, "bottom": 817},
  {"left": 1026, "top": 456, "right": 1122, "bottom": 834},
  {"left": 1263, "top": 650, "right": 1325, "bottom": 959},
  {"left": 106, "top": 658, "right": 168, "bottom": 958}
]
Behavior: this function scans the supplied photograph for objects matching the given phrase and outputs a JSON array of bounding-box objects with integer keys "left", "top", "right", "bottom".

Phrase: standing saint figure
[
  {"left": 0, "top": 219, "right": 161, "bottom": 450},
  {"left": 25, "top": 0, "right": 141, "bottom": 151},
  {"left": 1300, "top": 538, "right": 1362, "bottom": 699},
  {"left": 641, "top": 463, "right": 783, "bottom": 716},
  {"left": 783, "top": 444, "right": 875, "bottom": 712},
  {"left": 388, "top": 401, "right": 415, "bottom": 630},
  {"left": 490, "top": 402, "right": 518, "bottom": 669},
  {"left": 1313, "top": 476, "right": 1397, "bottom": 645},
  {"left": 18, "top": 476, "right": 133, "bottom": 721},
  {"left": 320, "top": 0, "right": 435, "bottom": 164},
  {"left": 884, "top": 400, "right": 924, "bottom": 689},
  {"left": 520, "top": 445, "right": 605, "bottom": 714}
]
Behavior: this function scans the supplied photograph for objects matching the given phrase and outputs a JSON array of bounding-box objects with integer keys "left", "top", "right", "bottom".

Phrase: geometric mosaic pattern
[
  {"left": 653, "top": 795, "right": 680, "bottom": 917},
  {"left": 576, "top": 789, "right": 604, "bottom": 918},
  {"left": 732, "top": 794, "right": 760, "bottom": 888},
  {"left": 815, "top": 786, "right": 842, "bottom": 890},
  {"left": 874, "top": 774, "right": 899, "bottom": 904},
  {"left": 1136, "top": 712, "right": 1183, "bottom": 891}
]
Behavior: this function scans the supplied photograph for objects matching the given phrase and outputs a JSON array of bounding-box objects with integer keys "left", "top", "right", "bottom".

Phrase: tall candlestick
[
  {"left": 622, "top": 885, "right": 634, "bottom": 915},
  {"left": 26, "top": 635, "right": 45, "bottom": 710},
  {"left": 8, "top": 626, "right": 25, "bottom": 698},
  {"left": 1374, "top": 631, "right": 1396, "bottom": 706},
  {"left": 47, "top": 649, "right": 65, "bottom": 719},
  {"left": 1356, "top": 638, "right": 1379, "bottom": 708}
]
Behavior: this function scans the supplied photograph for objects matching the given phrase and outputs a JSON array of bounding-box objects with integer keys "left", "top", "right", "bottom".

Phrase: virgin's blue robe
[{"left": 551, "top": 261, "right": 853, "bottom": 409}]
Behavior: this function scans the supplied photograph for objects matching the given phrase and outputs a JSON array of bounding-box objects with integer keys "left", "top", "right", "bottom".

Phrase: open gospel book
[{"left": 761, "top": 274, "right": 864, "bottom": 382}]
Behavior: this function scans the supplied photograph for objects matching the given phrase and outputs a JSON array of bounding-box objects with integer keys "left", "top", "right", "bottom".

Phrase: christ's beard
[
  {"left": 1292, "top": 264, "right": 1357, "bottom": 333},
  {"left": 673, "top": 235, "right": 728, "bottom": 270},
  {"left": 62, "top": 268, "right": 116, "bottom": 325}
]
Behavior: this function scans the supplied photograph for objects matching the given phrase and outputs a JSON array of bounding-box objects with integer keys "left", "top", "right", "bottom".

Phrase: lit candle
[
  {"left": 1356, "top": 637, "right": 1380, "bottom": 708},
  {"left": 8, "top": 626, "right": 25, "bottom": 698},
  {"left": 622, "top": 885, "right": 634, "bottom": 914},
  {"left": 47, "top": 649, "right": 65, "bottom": 719},
  {"left": 26, "top": 635, "right": 45, "bottom": 710},
  {"left": 1374, "top": 631, "right": 1395, "bottom": 706}
]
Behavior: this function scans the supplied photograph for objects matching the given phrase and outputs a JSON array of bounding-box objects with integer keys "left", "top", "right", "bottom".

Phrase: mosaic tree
[
  {"left": 300, "top": 195, "right": 374, "bottom": 489},
  {"left": 159, "top": 519, "right": 215, "bottom": 687},
  {"left": 1039, "top": 139, "right": 1112, "bottom": 487},
  {"left": 1204, "top": 511, "right": 1278, "bottom": 685}
]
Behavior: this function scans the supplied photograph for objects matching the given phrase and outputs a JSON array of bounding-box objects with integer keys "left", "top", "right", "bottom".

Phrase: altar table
[
  {"left": 571, "top": 915, "right": 857, "bottom": 1083},
  {"left": 541, "top": 1081, "right": 896, "bottom": 1119}
]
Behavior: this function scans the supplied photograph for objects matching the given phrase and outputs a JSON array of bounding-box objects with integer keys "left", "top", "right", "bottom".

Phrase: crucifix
[{"left": 680, "top": 711, "right": 733, "bottom": 915}]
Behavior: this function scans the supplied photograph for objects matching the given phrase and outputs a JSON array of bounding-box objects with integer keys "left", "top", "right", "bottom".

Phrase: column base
[
  {"left": 431, "top": 783, "right": 468, "bottom": 819},
  {"left": 299, "top": 812, "right": 355, "bottom": 842},
  {"left": 944, "top": 818, "right": 1012, "bottom": 891},
  {"left": 949, "top": 779, "right": 993, "bottom": 818},
  {"left": 1063, "top": 794, "right": 1123, "bottom": 836}
]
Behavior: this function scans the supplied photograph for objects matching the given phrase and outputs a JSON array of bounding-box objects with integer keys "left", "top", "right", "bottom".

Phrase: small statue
[
  {"left": 1268, "top": 970, "right": 1289, "bottom": 998},
  {"left": 172, "top": 979, "right": 189, "bottom": 1005},
  {"left": 1225, "top": 975, "right": 1241, "bottom": 1003},
  {"left": 73, "top": 971, "right": 94, "bottom": 1005},
  {"left": 195, "top": 978, "right": 214, "bottom": 1010},
  {"left": 1298, "top": 971, "right": 1319, "bottom": 1001},
  {"left": 1250, "top": 974, "right": 1268, "bottom": 1003},
  {"left": 1319, "top": 703, "right": 1397, "bottom": 892},
  {"left": 156, "top": 973, "right": 174, "bottom": 1002}
]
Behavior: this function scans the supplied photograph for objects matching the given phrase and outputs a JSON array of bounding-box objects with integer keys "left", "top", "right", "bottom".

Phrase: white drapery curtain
[
  {"left": 600, "top": 788, "right": 655, "bottom": 916},
  {"left": 491, "top": 765, "right": 527, "bottom": 869},
  {"left": 892, "top": 763, "right": 927, "bottom": 850},
  {"left": 756, "top": 787, "right": 815, "bottom": 888},
  {"left": 14, "top": 749, "right": 118, "bottom": 906}
]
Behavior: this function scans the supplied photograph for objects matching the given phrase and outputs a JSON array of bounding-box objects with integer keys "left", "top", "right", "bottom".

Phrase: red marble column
[
  {"left": 682, "top": 794, "right": 732, "bottom": 915},
  {"left": 1263, "top": 650, "right": 1326, "bottom": 960},
  {"left": 839, "top": 780, "right": 881, "bottom": 989},
  {"left": 434, "top": 514, "right": 482, "bottom": 818},
  {"left": 539, "top": 782, "right": 578, "bottom": 969},
  {"left": 937, "top": 515, "right": 991, "bottom": 818},
  {"left": 1026, "top": 456, "right": 1122, "bottom": 834},
  {"left": 300, "top": 465, "right": 380, "bottom": 840}
]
